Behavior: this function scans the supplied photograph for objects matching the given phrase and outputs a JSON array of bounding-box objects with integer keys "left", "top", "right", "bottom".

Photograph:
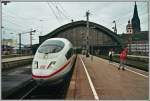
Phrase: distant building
[
  {"left": 127, "top": 31, "right": 149, "bottom": 55},
  {"left": 2, "top": 39, "right": 17, "bottom": 47},
  {"left": 121, "top": 2, "right": 148, "bottom": 56},
  {"left": 2, "top": 39, "right": 17, "bottom": 55},
  {"left": 125, "top": 2, "right": 141, "bottom": 34},
  {"left": 126, "top": 20, "right": 133, "bottom": 34}
]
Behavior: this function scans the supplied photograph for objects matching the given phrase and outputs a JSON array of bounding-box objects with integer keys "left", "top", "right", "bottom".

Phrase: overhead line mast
[{"left": 86, "top": 10, "right": 90, "bottom": 57}]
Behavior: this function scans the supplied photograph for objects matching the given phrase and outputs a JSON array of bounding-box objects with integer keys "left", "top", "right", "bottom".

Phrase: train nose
[
  {"left": 33, "top": 60, "right": 56, "bottom": 69},
  {"left": 37, "top": 53, "right": 59, "bottom": 59},
  {"left": 47, "top": 61, "right": 56, "bottom": 69}
]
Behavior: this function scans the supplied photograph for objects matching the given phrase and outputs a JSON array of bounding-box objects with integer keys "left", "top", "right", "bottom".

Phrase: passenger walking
[{"left": 118, "top": 48, "right": 128, "bottom": 70}]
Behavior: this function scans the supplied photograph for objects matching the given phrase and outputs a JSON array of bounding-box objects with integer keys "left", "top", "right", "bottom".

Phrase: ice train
[{"left": 32, "top": 38, "right": 75, "bottom": 84}]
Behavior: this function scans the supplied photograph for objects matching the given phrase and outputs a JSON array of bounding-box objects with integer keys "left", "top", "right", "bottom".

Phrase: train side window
[{"left": 65, "top": 48, "right": 73, "bottom": 60}]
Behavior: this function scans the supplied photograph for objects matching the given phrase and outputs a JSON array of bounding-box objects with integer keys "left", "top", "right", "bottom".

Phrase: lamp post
[{"left": 112, "top": 20, "right": 117, "bottom": 34}]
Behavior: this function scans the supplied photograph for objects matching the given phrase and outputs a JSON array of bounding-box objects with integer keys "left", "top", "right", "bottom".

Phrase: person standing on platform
[
  {"left": 112, "top": 49, "right": 114, "bottom": 62},
  {"left": 108, "top": 49, "right": 113, "bottom": 64},
  {"left": 118, "top": 48, "right": 128, "bottom": 70}
]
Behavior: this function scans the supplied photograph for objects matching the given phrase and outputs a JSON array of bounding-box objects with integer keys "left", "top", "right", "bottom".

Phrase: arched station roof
[{"left": 39, "top": 20, "right": 122, "bottom": 46}]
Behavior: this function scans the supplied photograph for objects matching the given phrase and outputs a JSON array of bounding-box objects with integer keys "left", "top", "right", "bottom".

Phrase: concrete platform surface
[
  {"left": 66, "top": 56, "right": 94, "bottom": 100},
  {"left": 83, "top": 55, "right": 148, "bottom": 100},
  {"left": 66, "top": 55, "right": 149, "bottom": 100}
]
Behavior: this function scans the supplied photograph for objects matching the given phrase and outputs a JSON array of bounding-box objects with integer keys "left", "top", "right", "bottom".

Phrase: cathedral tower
[{"left": 131, "top": 2, "right": 141, "bottom": 33}]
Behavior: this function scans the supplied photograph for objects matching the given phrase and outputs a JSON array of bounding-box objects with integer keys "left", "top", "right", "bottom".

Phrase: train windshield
[{"left": 38, "top": 40, "right": 65, "bottom": 54}]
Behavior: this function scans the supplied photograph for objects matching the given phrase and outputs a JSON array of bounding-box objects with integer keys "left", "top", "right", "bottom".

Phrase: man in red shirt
[{"left": 118, "top": 48, "right": 128, "bottom": 70}]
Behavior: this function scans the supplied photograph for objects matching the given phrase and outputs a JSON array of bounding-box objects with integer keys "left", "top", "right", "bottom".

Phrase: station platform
[
  {"left": 2, "top": 55, "right": 33, "bottom": 63},
  {"left": 2, "top": 56, "right": 33, "bottom": 70},
  {"left": 66, "top": 55, "right": 149, "bottom": 100}
]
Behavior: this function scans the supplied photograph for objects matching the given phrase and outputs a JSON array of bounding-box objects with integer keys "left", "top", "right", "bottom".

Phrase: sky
[{"left": 2, "top": 1, "right": 148, "bottom": 46}]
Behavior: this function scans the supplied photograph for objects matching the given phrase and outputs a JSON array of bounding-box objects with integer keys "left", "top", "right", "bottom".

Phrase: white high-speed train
[{"left": 32, "top": 38, "right": 75, "bottom": 84}]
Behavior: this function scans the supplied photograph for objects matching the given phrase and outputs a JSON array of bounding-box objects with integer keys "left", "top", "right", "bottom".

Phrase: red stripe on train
[{"left": 32, "top": 60, "right": 71, "bottom": 78}]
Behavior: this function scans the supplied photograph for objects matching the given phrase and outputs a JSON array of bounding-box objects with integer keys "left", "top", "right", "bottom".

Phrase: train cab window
[
  {"left": 65, "top": 48, "right": 73, "bottom": 60},
  {"left": 38, "top": 40, "right": 65, "bottom": 54}
]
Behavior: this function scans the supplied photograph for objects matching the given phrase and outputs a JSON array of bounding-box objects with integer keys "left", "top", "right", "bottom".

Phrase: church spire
[
  {"left": 131, "top": 1, "right": 141, "bottom": 33},
  {"left": 133, "top": 2, "right": 138, "bottom": 18}
]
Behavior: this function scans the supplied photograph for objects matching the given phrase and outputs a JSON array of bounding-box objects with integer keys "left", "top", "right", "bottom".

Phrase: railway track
[
  {"left": 5, "top": 55, "right": 77, "bottom": 100},
  {"left": 23, "top": 79, "right": 70, "bottom": 99},
  {"left": 5, "top": 71, "right": 73, "bottom": 100}
]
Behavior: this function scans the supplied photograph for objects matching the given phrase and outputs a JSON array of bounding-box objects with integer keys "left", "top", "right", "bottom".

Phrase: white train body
[{"left": 32, "top": 38, "right": 74, "bottom": 84}]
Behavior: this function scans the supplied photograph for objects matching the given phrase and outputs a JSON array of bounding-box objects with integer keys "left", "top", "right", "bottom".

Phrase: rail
[{"left": 4, "top": 55, "right": 77, "bottom": 100}]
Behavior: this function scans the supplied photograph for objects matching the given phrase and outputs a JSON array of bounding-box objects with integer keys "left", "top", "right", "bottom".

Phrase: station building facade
[{"left": 39, "top": 20, "right": 122, "bottom": 55}]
